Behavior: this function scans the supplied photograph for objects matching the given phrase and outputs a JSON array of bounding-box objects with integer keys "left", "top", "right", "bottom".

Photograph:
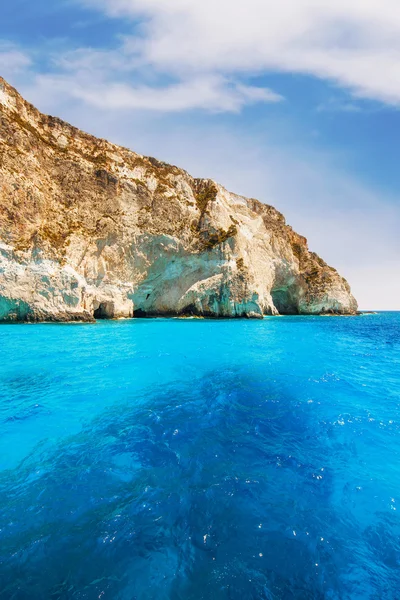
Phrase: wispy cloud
[
  {"left": 0, "top": 37, "right": 282, "bottom": 113},
  {"left": 316, "top": 98, "right": 363, "bottom": 113},
  {"left": 28, "top": 72, "right": 282, "bottom": 112},
  {"left": 75, "top": 0, "right": 400, "bottom": 107},
  {"left": 0, "top": 43, "right": 31, "bottom": 77},
  {"left": 5, "top": 1, "right": 400, "bottom": 112}
]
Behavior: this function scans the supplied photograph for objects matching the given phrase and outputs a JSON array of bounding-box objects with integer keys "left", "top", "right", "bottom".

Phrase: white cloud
[
  {"left": 30, "top": 72, "right": 281, "bottom": 112},
  {"left": 316, "top": 98, "right": 363, "bottom": 113},
  {"left": 8, "top": 0, "right": 400, "bottom": 112},
  {"left": 0, "top": 44, "right": 31, "bottom": 77},
  {"left": 8, "top": 37, "right": 281, "bottom": 113},
  {"left": 78, "top": 0, "right": 400, "bottom": 106}
]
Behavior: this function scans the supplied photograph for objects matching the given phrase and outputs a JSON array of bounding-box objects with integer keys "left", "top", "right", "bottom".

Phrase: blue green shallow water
[{"left": 0, "top": 313, "right": 400, "bottom": 599}]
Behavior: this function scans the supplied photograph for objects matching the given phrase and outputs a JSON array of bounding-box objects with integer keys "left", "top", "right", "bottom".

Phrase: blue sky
[{"left": 1, "top": 0, "right": 399, "bottom": 309}]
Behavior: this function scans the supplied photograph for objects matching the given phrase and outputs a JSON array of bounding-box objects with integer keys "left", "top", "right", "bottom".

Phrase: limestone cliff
[{"left": 0, "top": 77, "right": 357, "bottom": 321}]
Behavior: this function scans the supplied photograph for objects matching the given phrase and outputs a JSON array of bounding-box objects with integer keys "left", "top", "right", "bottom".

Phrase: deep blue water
[{"left": 0, "top": 313, "right": 399, "bottom": 599}]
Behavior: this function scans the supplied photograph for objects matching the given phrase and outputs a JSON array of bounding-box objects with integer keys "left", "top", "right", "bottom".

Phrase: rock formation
[{"left": 0, "top": 77, "right": 357, "bottom": 321}]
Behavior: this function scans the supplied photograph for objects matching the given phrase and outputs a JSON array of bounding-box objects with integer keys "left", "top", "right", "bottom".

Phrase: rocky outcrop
[{"left": 0, "top": 77, "right": 357, "bottom": 321}]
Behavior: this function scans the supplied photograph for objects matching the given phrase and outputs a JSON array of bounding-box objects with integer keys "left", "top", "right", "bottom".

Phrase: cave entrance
[
  {"left": 271, "top": 288, "right": 299, "bottom": 315},
  {"left": 93, "top": 302, "right": 114, "bottom": 319}
]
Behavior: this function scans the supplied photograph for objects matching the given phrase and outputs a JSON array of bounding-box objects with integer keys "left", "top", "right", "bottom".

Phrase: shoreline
[{"left": 0, "top": 311, "right": 382, "bottom": 325}]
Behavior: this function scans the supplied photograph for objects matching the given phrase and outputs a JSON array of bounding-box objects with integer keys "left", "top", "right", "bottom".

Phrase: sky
[{"left": 1, "top": 0, "right": 400, "bottom": 310}]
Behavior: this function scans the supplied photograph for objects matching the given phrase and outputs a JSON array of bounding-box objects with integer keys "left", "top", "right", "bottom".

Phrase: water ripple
[{"left": 0, "top": 313, "right": 399, "bottom": 598}]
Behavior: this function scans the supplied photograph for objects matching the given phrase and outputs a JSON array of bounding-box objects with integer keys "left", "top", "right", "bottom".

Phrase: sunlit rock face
[{"left": 0, "top": 77, "right": 357, "bottom": 321}]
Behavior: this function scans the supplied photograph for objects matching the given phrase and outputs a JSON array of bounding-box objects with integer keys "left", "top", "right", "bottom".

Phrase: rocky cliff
[{"left": 0, "top": 77, "right": 357, "bottom": 321}]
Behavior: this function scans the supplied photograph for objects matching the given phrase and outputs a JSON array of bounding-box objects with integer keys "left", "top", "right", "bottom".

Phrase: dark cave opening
[
  {"left": 93, "top": 302, "right": 114, "bottom": 319},
  {"left": 179, "top": 304, "right": 199, "bottom": 317},
  {"left": 271, "top": 288, "right": 299, "bottom": 315}
]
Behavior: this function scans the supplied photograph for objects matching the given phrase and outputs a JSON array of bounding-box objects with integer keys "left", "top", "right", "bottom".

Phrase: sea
[{"left": 0, "top": 313, "right": 399, "bottom": 599}]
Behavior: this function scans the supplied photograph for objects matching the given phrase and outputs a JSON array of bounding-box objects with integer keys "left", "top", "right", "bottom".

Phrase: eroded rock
[{"left": 0, "top": 77, "right": 357, "bottom": 321}]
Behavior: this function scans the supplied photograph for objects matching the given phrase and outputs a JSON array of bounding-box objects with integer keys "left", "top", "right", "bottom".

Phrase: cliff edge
[{"left": 0, "top": 77, "right": 357, "bottom": 321}]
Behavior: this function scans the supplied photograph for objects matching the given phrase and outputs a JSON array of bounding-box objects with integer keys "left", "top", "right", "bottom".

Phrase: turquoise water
[{"left": 0, "top": 314, "right": 399, "bottom": 599}]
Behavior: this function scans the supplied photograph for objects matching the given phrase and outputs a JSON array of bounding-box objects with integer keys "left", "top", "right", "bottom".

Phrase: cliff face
[{"left": 0, "top": 77, "right": 357, "bottom": 321}]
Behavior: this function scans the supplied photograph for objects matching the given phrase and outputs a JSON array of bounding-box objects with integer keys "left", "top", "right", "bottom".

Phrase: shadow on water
[
  {"left": 0, "top": 368, "right": 399, "bottom": 599},
  {"left": 0, "top": 372, "right": 65, "bottom": 425}
]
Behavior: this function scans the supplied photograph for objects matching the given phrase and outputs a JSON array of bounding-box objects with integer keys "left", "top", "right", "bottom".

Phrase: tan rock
[{"left": 0, "top": 77, "right": 357, "bottom": 321}]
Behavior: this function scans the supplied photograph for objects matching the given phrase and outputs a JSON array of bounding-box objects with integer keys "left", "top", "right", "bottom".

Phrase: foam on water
[{"left": 0, "top": 314, "right": 399, "bottom": 599}]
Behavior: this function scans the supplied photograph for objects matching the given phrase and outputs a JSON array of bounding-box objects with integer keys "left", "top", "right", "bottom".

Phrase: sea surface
[{"left": 0, "top": 313, "right": 399, "bottom": 599}]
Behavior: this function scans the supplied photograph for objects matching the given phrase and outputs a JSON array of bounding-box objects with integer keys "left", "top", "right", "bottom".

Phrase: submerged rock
[{"left": 0, "top": 77, "right": 357, "bottom": 321}]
